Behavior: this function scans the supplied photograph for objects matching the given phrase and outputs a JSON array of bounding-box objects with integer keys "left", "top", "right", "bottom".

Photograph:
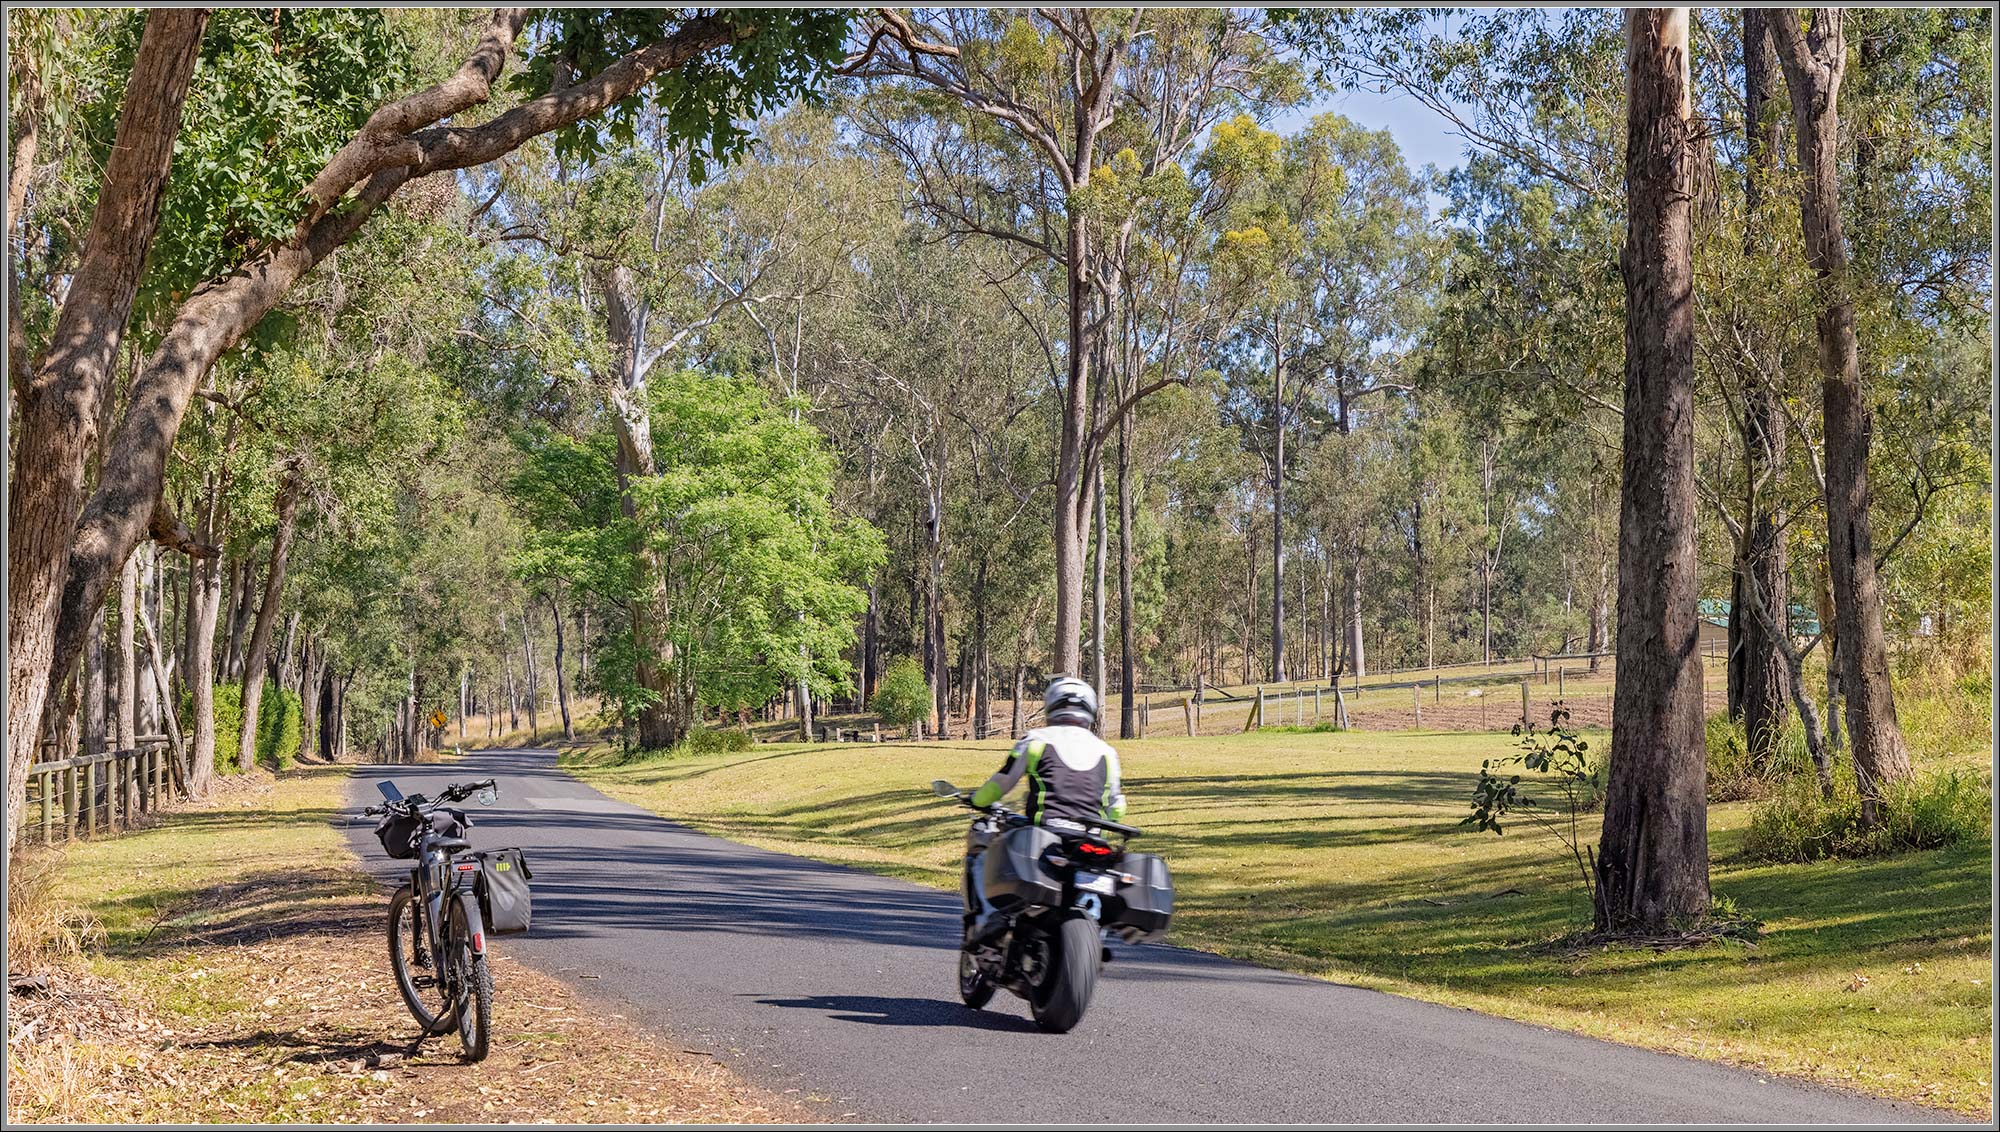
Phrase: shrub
[
  {"left": 257, "top": 687, "right": 304, "bottom": 770},
  {"left": 1744, "top": 767, "right": 1991, "bottom": 863},
  {"left": 871, "top": 657, "right": 932, "bottom": 732},
  {"left": 681, "top": 725, "right": 753, "bottom": 755},
  {"left": 1704, "top": 712, "right": 1761, "bottom": 801},
  {"left": 184, "top": 683, "right": 245, "bottom": 775}
]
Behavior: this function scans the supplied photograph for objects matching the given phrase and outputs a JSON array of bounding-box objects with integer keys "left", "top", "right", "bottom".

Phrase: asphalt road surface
[{"left": 341, "top": 747, "right": 1959, "bottom": 1124}]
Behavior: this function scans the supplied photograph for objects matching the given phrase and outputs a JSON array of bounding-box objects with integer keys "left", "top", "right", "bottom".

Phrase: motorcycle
[{"left": 931, "top": 779, "right": 1174, "bottom": 1033}]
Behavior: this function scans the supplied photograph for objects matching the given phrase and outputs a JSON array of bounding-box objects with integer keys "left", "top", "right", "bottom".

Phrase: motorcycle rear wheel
[{"left": 1028, "top": 915, "right": 1099, "bottom": 1033}]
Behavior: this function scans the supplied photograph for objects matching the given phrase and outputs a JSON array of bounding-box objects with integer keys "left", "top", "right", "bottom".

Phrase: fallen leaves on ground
[{"left": 7, "top": 780, "right": 815, "bottom": 1125}]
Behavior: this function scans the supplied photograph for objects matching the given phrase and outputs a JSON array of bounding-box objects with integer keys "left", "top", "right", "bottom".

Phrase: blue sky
[{"left": 1270, "top": 85, "right": 1467, "bottom": 215}]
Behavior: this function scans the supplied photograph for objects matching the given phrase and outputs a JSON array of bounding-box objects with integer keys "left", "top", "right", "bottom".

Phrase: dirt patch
[{"left": 6, "top": 797, "right": 819, "bottom": 1124}]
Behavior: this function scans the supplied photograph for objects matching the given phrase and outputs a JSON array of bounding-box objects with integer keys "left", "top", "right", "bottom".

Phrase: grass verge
[
  {"left": 567, "top": 729, "right": 1992, "bottom": 1118},
  {"left": 4, "top": 766, "right": 808, "bottom": 1125}
]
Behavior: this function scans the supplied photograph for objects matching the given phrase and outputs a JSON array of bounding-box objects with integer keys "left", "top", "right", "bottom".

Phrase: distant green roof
[{"left": 1698, "top": 598, "right": 1819, "bottom": 636}]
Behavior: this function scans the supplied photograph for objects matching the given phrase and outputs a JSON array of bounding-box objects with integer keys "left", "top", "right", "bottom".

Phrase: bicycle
[{"left": 364, "top": 777, "right": 500, "bottom": 1061}]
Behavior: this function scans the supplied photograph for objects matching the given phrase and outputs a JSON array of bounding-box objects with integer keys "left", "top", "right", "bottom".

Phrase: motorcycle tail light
[{"left": 1077, "top": 840, "right": 1115, "bottom": 857}]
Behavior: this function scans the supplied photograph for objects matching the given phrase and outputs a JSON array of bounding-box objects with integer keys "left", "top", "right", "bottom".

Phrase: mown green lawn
[{"left": 568, "top": 729, "right": 1992, "bottom": 1117}]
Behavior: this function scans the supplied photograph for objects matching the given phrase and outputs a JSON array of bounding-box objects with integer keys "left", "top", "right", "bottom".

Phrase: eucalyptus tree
[
  {"left": 9, "top": 7, "right": 854, "bottom": 847},
  {"left": 1768, "top": 8, "right": 1912, "bottom": 820},
  {"left": 1594, "top": 7, "right": 1710, "bottom": 934},
  {"left": 848, "top": 8, "right": 1291, "bottom": 680}
]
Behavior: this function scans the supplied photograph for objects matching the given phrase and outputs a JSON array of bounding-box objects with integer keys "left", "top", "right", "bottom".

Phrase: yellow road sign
[{"left": 430, "top": 708, "right": 449, "bottom": 730}]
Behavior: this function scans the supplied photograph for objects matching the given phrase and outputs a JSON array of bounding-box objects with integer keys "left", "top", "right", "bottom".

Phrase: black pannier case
[
  {"left": 981, "top": 825, "right": 1062, "bottom": 910},
  {"left": 1106, "top": 851, "right": 1174, "bottom": 941},
  {"left": 375, "top": 809, "right": 465, "bottom": 860},
  {"left": 475, "top": 848, "right": 533, "bottom": 934}
]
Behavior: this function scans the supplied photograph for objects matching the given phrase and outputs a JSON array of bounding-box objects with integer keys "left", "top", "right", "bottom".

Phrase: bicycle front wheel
[
  {"left": 388, "top": 884, "right": 454, "bottom": 1034},
  {"left": 448, "top": 897, "right": 493, "bottom": 1062}
]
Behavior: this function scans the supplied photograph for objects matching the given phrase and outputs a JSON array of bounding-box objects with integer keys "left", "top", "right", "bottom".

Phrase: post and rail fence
[{"left": 24, "top": 736, "right": 180, "bottom": 845}]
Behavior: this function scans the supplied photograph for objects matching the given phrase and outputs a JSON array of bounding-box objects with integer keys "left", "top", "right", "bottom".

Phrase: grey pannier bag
[{"left": 474, "top": 848, "right": 533, "bottom": 934}]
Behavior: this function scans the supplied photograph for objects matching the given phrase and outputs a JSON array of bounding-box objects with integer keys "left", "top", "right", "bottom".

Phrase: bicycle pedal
[{"left": 413, "top": 975, "right": 436, "bottom": 989}]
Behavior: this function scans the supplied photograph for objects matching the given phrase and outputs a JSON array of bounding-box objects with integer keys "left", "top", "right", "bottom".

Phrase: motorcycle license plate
[{"left": 1075, "top": 871, "right": 1116, "bottom": 895}]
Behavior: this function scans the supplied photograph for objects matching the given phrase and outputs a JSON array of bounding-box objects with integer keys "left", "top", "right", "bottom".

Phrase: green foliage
[
  {"left": 510, "top": 8, "right": 853, "bottom": 177},
  {"left": 137, "top": 8, "right": 417, "bottom": 317},
  {"left": 680, "top": 726, "right": 754, "bottom": 756},
  {"left": 1745, "top": 768, "right": 1992, "bottom": 864},
  {"left": 257, "top": 687, "right": 304, "bottom": 771},
  {"left": 1463, "top": 703, "right": 1602, "bottom": 897},
  {"left": 870, "top": 658, "right": 932, "bottom": 731},
  {"left": 513, "top": 370, "right": 885, "bottom": 729},
  {"left": 196, "top": 684, "right": 244, "bottom": 775}
]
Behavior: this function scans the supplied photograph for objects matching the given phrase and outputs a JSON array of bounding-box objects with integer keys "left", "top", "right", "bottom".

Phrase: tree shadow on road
[{"left": 751, "top": 992, "right": 1039, "bottom": 1032}]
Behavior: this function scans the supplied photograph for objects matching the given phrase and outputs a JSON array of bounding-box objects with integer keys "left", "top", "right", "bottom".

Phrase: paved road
[{"left": 341, "top": 748, "right": 1958, "bottom": 1124}]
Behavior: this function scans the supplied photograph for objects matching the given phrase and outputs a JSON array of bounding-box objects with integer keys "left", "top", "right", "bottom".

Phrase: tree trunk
[
  {"left": 277, "top": 609, "right": 300, "bottom": 693},
  {"left": 924, "top": 467, "right": 949, "bottom": 738},
  {"left": 4, "top": 10, "right": 208, "bottom": 850},
  {"left": 1594, "top": 7, "right": 1711, "bottom": 934},
  {"left": 1769, "top": 8, "right": 1911, "bottom": 824},
  {"left": 1270, "top": 353, "right": 1288, "bottom": 683},
  {"left": 237, "top": 472, "right": 303, "bottom": 772},
  {"left": 1243, "top": 525, "right": 1259, "bottom": 684},
  {"left": 136, "top": 544, "right": 162, "bottom": 737},
  {"left": 1117, "top": 413, "right": 1138, "bottom": 738},
  {"left": 1346, "top": 557, "right": 1366, "bottom": 681},
  {"left": 222, "top": 558, "right": 252, "bottom": 681},
  {"left": 863, "top": 582, "right": 881, "bottom": 703},
  {"left": 1587, "top": 552, "right": 1609, "bottom": 672},
  {"left": 115, "top": 555, "right": 139, "bottom": 749},
  {"left": 519, "top": 603, "right": 541, "bottom": 734},
  {"left": 1091, "top": 461, "right": 1108, "bottom": 725},
  {"left": 1733, "top": 7, "right": 1794, "bottom": 763},
  {"left": 548, "top": 593, "right": 574, "bottom": 739},
  {"left": 187, "top": 548, "right": 225, "bottom": 797},
  {"left": 299, "top": 638, "right": 325, "bottom": 762},
  {"left": 500, "top": 613, "right": 520, "bottom": 732},
  {"left": 602, "top": 292, "right": 678, "bottom": 749},
  {"left": 84, "top": 606, "right": 108, "bottom": 754},
  {"left": 1011, "top": 656, "right": 1027, "bottom": 739},
  {"left": 1052, "top": 206, "right": 1095, "bottom": 680}
]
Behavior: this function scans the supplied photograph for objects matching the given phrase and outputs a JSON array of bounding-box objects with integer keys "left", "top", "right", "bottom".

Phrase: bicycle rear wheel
[
  {"left": 447, "top": 898, "right": 493, "bottom": 1061},
  {"left": 388, "top": 884, "right": 454, "bottom": 1034}
]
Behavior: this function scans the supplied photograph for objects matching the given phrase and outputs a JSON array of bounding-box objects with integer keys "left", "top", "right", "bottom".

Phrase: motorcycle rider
[{"left": 964, "top": 675, "right": 1124, "bottom": 941}]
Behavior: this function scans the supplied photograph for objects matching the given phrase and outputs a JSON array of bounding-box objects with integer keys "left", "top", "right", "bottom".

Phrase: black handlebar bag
[
  {"left": 474, "top": 848, "right": 534, "bottom": 934},
  {"left": 374, "top": 809, "right": 467, "bottom": 860}
]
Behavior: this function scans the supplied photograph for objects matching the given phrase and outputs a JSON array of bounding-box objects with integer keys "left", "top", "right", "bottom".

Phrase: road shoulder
[{"left": 4, "top": 765, "right": 814, "bottom": 1125}]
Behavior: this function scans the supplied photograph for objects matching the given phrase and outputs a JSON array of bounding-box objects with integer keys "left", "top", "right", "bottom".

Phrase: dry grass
[
  {"left": 6, "top": 854, "right": 104, "bottom": 977},
  {"left": 4, "top": 768, "right": 814, "bottom": 1125}
]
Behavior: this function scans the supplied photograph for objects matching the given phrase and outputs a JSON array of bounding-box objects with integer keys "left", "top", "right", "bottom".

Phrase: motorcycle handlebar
[{"left": 952, "top": 794, "right": 1141, "bottom": 839}]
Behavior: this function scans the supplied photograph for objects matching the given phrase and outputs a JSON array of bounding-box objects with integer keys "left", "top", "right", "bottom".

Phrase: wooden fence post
[
  {"left": 1435, "top": 673, "right": 1442, "bottom": 702},
  {"left": 84, "top": 760, "right": 98, "bottom": 838},
  {"left": 40, "top": 771, "right": 53, "bottom": 844},
  {"left": 1314, "top": 687, "right": 1322, "bottom": 722},
  {"left": 1413, "top": 684, "right": 1422, "bottom": 727},
  {"left": 65, "top": 767, "right": 78, "bottom": 841},
  {"left": 1521, "top": 680, "right": 1531, "bottom": 729},
  {"left": 1245, "top": 686, "right": 1264, "bottom": 733},
  {"left": 1183, "top": 696, "right": 1196, "bottom": 737}
]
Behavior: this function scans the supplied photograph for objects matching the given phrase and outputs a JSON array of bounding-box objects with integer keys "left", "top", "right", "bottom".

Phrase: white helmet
[{"left": 1043, "top": 675, "right": 1098, "bottom": 726}]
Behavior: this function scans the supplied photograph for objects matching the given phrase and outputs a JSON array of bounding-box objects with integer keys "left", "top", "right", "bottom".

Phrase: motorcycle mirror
[
  {"left": 477, "top": 785, "right": 498, "bottom": 807},
  {"left": 376, "top": 780, "right": 404, "bottom": 802},
  {"left": 930, "top": 779, "right": 959, "bottom": 798}
]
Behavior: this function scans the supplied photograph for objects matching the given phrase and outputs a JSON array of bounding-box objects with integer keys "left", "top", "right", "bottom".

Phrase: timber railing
[{"left": 25, "top": 736, "right": 180, "bottom": 845}]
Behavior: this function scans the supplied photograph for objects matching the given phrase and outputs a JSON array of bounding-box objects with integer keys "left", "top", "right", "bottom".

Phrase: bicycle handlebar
[{"left": 365, "top": 778, "right": 498, "bottom": 818}]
